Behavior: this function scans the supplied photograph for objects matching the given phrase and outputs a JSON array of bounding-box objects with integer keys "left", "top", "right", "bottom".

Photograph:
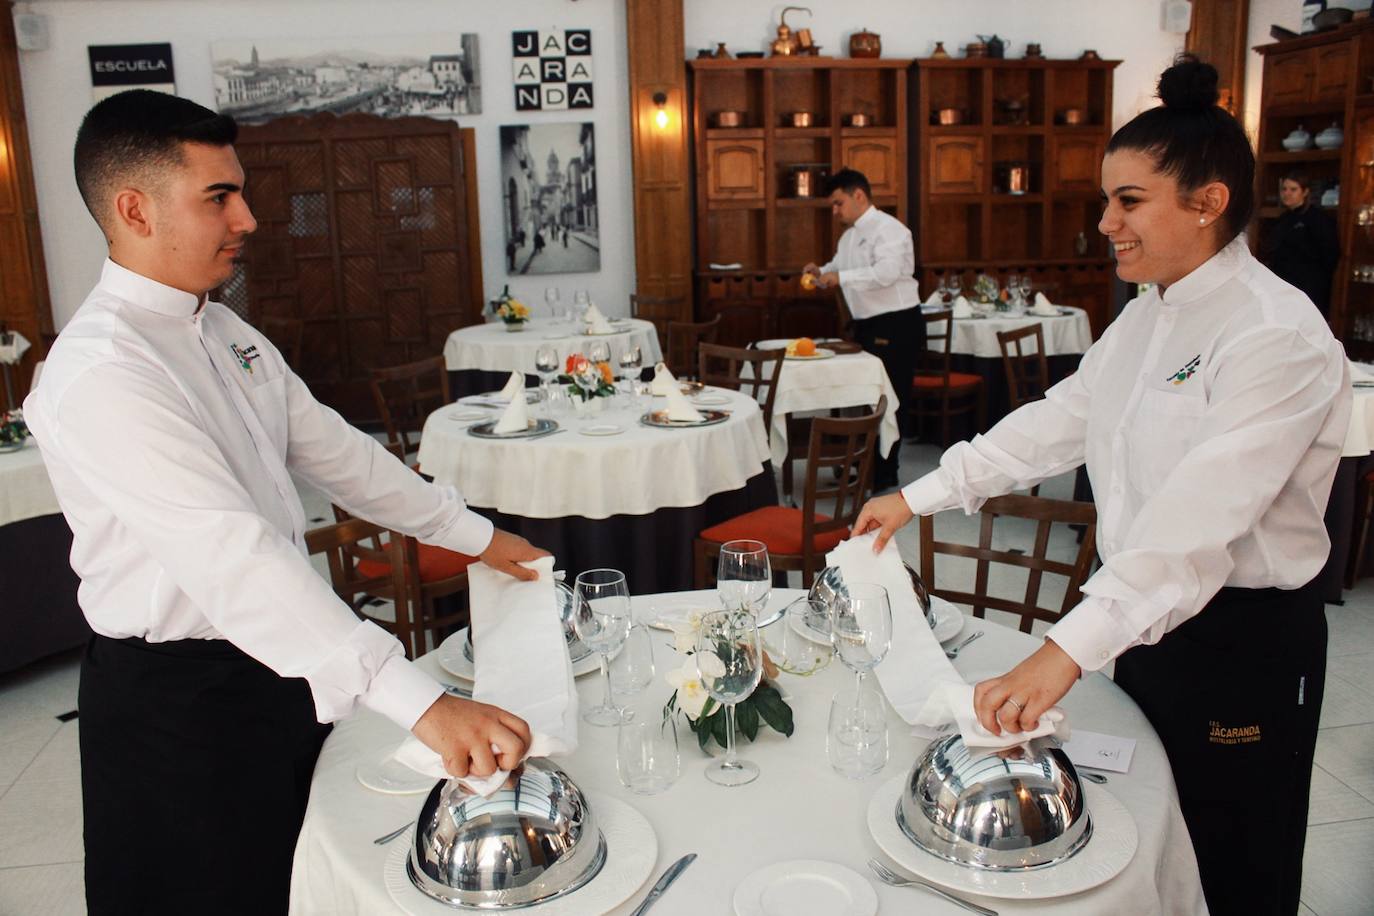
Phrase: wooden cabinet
[
  {"left": 1266, "top": 51, "right": 1313, "bottom": 107},
  {"left": 1314, "top": 44, "right": 1352, "bottom": 103},
  {"left": 929, "top": 136, "right": 984, "bottom": 194},
  {"left": 689, "top": 58, "right": 909, "bottom": 345},
  {"left": 1048, "top": 136, "right": 1102, "bottom": 192}
]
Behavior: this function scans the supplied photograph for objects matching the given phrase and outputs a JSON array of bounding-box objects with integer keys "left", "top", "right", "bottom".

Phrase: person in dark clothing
[{"left": 1261, "top": 172, "right": 1340, "bottom": 316}]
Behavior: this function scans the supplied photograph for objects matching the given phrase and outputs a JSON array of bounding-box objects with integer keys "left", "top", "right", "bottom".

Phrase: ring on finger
[{"left": 1005, "top": 698, "right": 1025, "bottom": 712}]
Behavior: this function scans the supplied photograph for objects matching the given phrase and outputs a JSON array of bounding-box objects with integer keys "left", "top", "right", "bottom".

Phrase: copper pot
[
  {"left": 846, "top": 112, "right": 872, "bottom": 127},
  {"left": 1057, "top": 108, "right": 1086, "bottom": 125},
  {"left": 965, "top": 41, "right": 988, "bottom": 58},
  {"left": 789, "top": 111, "right": 814, "bottom": 127},
  {"left": 849, "top": 27, "right": 881, "bottom": 58},
  {"left": 713, "top": 110, "right": 743, "bottom": 128},
  {"left": 934, "top": 107, "right": 965, "bottom": 126}
]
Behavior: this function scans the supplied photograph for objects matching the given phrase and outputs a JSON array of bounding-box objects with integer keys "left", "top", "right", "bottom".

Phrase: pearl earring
[{"left": 1199, "top": 217, "right": 1206, "bottom": 225}]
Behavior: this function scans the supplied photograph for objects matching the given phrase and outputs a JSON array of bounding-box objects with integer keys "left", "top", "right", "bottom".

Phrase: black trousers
[
  {"left": 80, "top": 636, "right": 331, "bottom": 916},
  {"left": 852, "top": 306, "right": 924, "bottom": 486},
  {"left": 1113, "top": 581, "right": 1325, "bottom": 916}
]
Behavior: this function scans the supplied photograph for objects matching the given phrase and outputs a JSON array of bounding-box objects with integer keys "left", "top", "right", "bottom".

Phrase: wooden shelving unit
[
  {"left": 689, "top": 58, "right": 911, "bottom": 345},
  {"left": 1255, "top": 21, "right": 1374, "bottom": 354},
  {"left": 911, "top": 57, "right": 1120, "bottom": 337}
]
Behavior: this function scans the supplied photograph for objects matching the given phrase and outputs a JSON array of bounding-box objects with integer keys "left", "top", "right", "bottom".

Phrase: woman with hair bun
[{"left": 855, "top": 56, "right": 1348, "bottom": 915}]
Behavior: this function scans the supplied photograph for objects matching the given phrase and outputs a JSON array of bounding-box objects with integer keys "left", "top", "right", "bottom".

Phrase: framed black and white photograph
[
  {"left": 211, "top": 35, "right": 481, "bottom": 123},
  {"left": 500, "top": 123, "right": 599, "bottom": 275},
  {"left": 511, "top": 29, "right": 593, "bottom": 111}
]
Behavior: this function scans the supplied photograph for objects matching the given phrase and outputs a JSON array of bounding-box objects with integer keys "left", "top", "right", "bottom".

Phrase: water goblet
[
  {"left": 573, "top": 289, "right": 591, "bottom": 322},
  {"left": 572, "top": 569, "right": 632, "bottom": 727},
  {"left": 1005, "top": 273, "right": 1022, "bottom": 306},
  {"left": 1017, "top": 275, "right": 1034, "bottom": 304},
  {"left": 696, "top": 610, "right": 763, "bottom": 787},
  {"left": 588, "top": 340, "right": 611, "bottom": 365},
  {"left": 544, "top": 286, "right": 560, "bottom": 321},
  {"left": 827, "top": 681, "right": 889, "bottom": 779},
  {"left": 617, "top": 715, "right": 681, "bottom": 795},
  {"left": 830, "top": 582, "right": 892, "bottom": 698},
  {"left": 535, "top": 345, "right": 560, "bottom": 415},
  {"left": 716, "top": 539, "right": 771, "bottom": 617}
]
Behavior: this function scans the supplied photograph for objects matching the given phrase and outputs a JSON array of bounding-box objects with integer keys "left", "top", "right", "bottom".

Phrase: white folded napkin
[
  {"left": 827, "top": 532, "right": 1066, "bottom": 750},
  {"left": 650, "top": 362, "right": 679, "bottom": 396},
  {"left": 493, "top": 389, "right": 529, "bottom": 434},
  {"left": 0, "top": 330, "right": 30, "bottom": 365},
  {"left": 663, "top": 385, "right": 704, "bottom": 422},
  {"left": 584, "top": 303, "right": 614, "bottom": 335},
  {"left": 951, "top": 296, "right": 975, "bottom": 319},
  {"left": 924, "top": 289, "right": 943, "bottom": 306},
  {"left": 394, "top": 557, "right": 577, "bottom": 796},
  {"left": 498, "top": 370, "right": 524, "bottom": 401},
  {"left": 1029, "top": 292, "right": 1058, "bottom": 316}
]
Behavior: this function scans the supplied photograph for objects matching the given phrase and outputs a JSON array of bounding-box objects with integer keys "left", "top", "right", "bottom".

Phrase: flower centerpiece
[
  {"left": 489, "top": 284, "right": 531, "bottom": 331},
  {"left": 973, "top": 272, "right": 1001, "bottom": 309},
  {"left": 663, "top": 610, "right": 795, "bottom": 751},
  {"left": 557, "top": 353, "right": 615, "bottom": 414},
  {"left": 0, "top": 408, "right": 30, "bottom": 453}
]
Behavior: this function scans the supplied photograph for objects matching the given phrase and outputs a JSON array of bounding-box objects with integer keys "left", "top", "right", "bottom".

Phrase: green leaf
[
  {"left": 753, "top": 686, "right": 796, "bottom": 737},
  {"left": 696, "top": 717, "right": 712, "bottom": 750},
  {"left": 737, "top": 700, "right": 760, "bottom": 742},
  {"left": 711, "top": 706, "right": 731, "bottom": 749}
]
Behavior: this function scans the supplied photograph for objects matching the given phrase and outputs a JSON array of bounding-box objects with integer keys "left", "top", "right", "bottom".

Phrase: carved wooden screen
[{"left": 224, "top": 114, "right": 482, "bottom": 423}]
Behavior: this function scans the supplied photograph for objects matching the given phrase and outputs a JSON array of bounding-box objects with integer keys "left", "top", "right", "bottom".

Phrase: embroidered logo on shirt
[
  {"left": 1165, "top": 354, "right": 1201, "bottom": 386},
  {"left": 230, "top": 343, "right": 261, "bottom": 375},
  {"left": 1208, "top": 719, "right": 1262, "bottom": 745}
]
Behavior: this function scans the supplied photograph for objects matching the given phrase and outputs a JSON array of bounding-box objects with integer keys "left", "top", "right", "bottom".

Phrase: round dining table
[
  {"left": 414, "top": 388, "right": 775, "bottom": 592},
  {"left": 289, "top": 588, "right": 1205, "bottom": 915},
  {"left": 442, "top": 318, "right": 664, "bottom": 398}
]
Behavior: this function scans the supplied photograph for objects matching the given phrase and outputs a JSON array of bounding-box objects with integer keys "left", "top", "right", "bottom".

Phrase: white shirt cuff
[
  {"left": 440, "top": 505, "right": 494, "bottom": 557},
  {"left": 901, "top": 470, "right": 955, "bottom": 516},
  {"left": 1045, "top": 596, "right": 1138, "bottom": 673},
  {"left": 360, "top": 654, "right": 446, "bottom": 731}
]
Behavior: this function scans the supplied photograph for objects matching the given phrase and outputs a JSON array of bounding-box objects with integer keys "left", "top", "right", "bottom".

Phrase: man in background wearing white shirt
[
  {"left": 25, "top": 90, "right": 546, "bottom": 915},
  {"left": 804, "top": 169, "right": 923, "bottom": 489}
]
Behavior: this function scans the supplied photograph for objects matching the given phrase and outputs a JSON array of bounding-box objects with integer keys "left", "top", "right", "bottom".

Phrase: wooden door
[
  {"left": 1048, "top": 137, "right": 1102, "bottom": 192},
  {"left": 929, "top": 136, "right": 984, "bottom": 194},
  {"left": 705, "top": 139, "right": 765, "bottom": 200},
  {"left": 1313, "top": 44, "right": 1351, "bottom": 104},
  {"left": 840, "top": 138, "right": 898, "bottom": 197},
  {"left": 223, "top": 114, "right": 482, "bottom": 423},
  {"left": 1266, "top": 50, "right": 1312, "bottom": 107}
]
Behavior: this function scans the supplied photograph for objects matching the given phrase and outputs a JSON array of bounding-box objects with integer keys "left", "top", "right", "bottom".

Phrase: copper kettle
[
  {"left": 849, "top": 27, "right": 881, "bottom": 58},
  {"left": 771, "top": 6, "right": 811, "bottom": 57}
]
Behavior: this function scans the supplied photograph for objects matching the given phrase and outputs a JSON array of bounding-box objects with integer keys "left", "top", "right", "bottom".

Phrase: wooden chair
[
  {"left": 259, "top": 315, "right": 304, "bottom": 369},
  {"left": 910, "top": 307, "right": 987, "bottom": 446},
  {"left": 997, "top": 323, "right": 1050, "bottom": 411},
  {"left": 694, "top": 396, "right": 887, "bottom": 589},
  {"left": 629, "top": 293, "right": 687, "bottom": 353},
  {"left": 918, "top": 493, "right": 1098, "bottom": 634},
  {"left": 1346, "top": 468, "right": 1374, "bottom": 588},
  {"left": 665, "top": 314, "right": 722, "bottom": 378},
  {"left": 697, "top": 342, "right": 786, "bottom": 443},
  {"left": 369, "top": 356, "right": 452, "bottom": 464}
]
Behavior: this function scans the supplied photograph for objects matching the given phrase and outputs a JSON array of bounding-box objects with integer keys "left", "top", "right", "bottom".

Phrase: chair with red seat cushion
[
  {"left": 694, "top": 396, "right": 887, "bottom": 589},
  {"left": 910, "top": 306, "right": 987, "bottom": 446}
]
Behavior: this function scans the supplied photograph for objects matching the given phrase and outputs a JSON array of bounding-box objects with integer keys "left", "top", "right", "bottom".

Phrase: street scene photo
[{"left": 500, "top": 122, "right": 599, "bottom": 275}]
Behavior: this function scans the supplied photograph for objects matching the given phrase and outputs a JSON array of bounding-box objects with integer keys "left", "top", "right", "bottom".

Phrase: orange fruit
[
  {"left": 794, "top": 337, "right": 816, "bottom": 356},
  {"left": 800, "top": 273, "right": 817, "bottom": 291}
]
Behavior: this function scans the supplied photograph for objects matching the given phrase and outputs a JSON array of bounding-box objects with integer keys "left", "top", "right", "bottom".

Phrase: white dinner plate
[
  {"left": 437, "top": 628, "right": 605, "bottom": 681},
  {"left": 866, "top": 776, "right": 1138, "bottom": 900},
  {"left": 579, "top": 423, "right": 624, "bottom": 436},
  {"left": 356, "top": 752, "right": 438, "bottom": 796},
  {"left": 383, "top": 795, "right": 657, "bottom": 916},
  {"left": 643, "top": 596, "right": 717, "bottom": 631},
  {"left": 692, "top": 394, "right": 730, "bottom": 406},
  {"left": 784, "top": 348, "right": 836, "bottom": 361},
  {"left": 447, "top": 408, "right": 490, "bottom": 422},
  {"left": 733, "top": 860, "right": 876, "bottom": 916}
]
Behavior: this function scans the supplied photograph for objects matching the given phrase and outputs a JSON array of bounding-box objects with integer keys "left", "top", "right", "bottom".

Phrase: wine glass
[
  {"left": 544, "top": 286, "right": 560, "bottom": 321},
  {"left": 1005, "top": 273, "right": 1022, "bottom": 306},
  {"left": 1018, "top": 275, "right": 1035, "bottom": 306},
  {"left": 588, "top": 340, "right": 611, "bottom": 365},
  {"left": 696, "top": 610, "right": 763, "bottom": 787},
  {"left": 609, "top": 623, "right": 656, "bottom": 713},
  {"left": 573, "top": 289, "right": 591, "bottom": 321},
  {"left": 535, "top": 345, "right": 560, "bottom": 414},
  {"left": 572, "top": 569, "right": 633, "bottom": 726},
  {"left": 717, "top": 539, "right": 771, "bottom": 617},
  {"left": 830, "top": 582, "right": 893, "bottom": 699}
]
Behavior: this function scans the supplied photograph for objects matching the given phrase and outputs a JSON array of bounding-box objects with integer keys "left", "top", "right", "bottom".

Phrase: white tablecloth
[
  {"left": 751, "top": 341, "right": 901, "bottom": 468},
  {"left": 443, "top": 319, "right": 663, "bottom": 375},
  {"left": 1342, "top": 363, "right": 1374, "bottom": 458},
  {"left": 925, "top": 306, "right": 1094, "bottom": 360},
  {"left": 289, "top": 588, "right": 1205, "bottom": 916},
  {"left": 415, "top": 389, "right": 770, "bottom": 520},
  {"left": 0, "top": 442, "right": 61, "bottom": 527}
]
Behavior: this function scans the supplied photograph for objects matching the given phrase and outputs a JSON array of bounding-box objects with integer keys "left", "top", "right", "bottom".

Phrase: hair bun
[{"left": 1157, "top": 56, "right": 1220, "bottom": 112}]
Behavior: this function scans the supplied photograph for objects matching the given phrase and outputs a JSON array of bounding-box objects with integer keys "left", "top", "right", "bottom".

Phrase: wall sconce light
[{"left": 652, "top": 91, "right": 669, "bottom": 130}]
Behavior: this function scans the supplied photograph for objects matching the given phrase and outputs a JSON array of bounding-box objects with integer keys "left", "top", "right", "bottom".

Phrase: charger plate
[
  {"left": 437, "top": 627, "right": 604, "bottom": 681},
  {"left": 640, "top": 409, "right": 730, "bottom": 428},
  {"left": 384, "top": 795, "right": 656, "bottom": 915},
  {"left": 468, "top": 418, "right": 559, "bottom": 439},
  {"left": 866, "top": 776, "right": 1137, "bottom": 900}
]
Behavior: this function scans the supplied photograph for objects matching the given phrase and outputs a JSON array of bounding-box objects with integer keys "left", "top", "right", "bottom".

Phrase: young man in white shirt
[
  {"left": 25, "top": 90, "right": 546, "bottom": 915},
  {"left": 804, "top": 168, "right": 923, "bottom": 489}
]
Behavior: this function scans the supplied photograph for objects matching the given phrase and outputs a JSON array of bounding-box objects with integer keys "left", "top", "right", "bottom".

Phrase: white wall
[
  {"left": 17, "top": 0, "right": 634, "bottom": 329},
  {"left": 1242, "top": 0, "right": 1303, "bottom": 141}
]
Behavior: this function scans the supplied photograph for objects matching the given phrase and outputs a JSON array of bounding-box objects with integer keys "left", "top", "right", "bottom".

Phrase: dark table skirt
[
  {"left": 449, "top": 369, "right": 538, "bottom": 400},
  {"left": 1, "top": 513, "right": 88, "bottom": 673},
  {"left": 473, "top": 466, "right": 779, "bottom": 594}
]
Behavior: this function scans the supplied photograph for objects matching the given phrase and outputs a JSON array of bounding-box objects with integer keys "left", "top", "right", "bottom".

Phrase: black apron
[
  {"left": 852, "top": 305, "right": 925, "bottom": 486},
  {"left": 79, "top": 635, "right": 331, "bottom": 916},
  {"left": 1113, "top": 581, "right": 1326, "bottom": 916}
]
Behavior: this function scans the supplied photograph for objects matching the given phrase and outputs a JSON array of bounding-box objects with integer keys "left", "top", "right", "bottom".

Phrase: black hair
[
  {"left": 1105, "top": 55, "right": 1254, "bottom": 240},
  {"left": 825, "top": 167, "right": 871, "bottom": 199},
  {"left": 73, "top": 89, "right": 238, "bottom": 232}
]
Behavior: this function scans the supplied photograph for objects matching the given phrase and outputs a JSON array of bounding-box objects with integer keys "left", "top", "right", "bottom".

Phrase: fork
[
  {"left": 867, "top": 859, "right": 998, "bottom": 915},
  {"left": 944, "top": 630, "right": 984, "bottom": 659},
  {"left": 373, "top": 821, "right": 413, "bottom": 845}
]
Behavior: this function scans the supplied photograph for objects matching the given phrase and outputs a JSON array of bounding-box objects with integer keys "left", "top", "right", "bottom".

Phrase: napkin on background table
[
  {"left": 492, "top": 388, "right": 529, "bottom": 434},
  {"left": 393, "top": 557, "right": 577, "bottom": 796},
  {"left": 650, "top": 362, "right": 679, "bottom": 396},
  {"left": 663, "top": 385, "right": 704, "bottom": 422},
  {"left": 1029, "top": 292, "right": 1059, "bottom": 316},
  {"left": 498, "top": 370, "right": 524, "bottom": 401},
  {"left": 951, "top": 296, "right": 975, "bottom": 319},
  {"left": 826, "top": 532, "right": 1066, "bottom": 750},
  {"left": 0, "top": 330, "right": 30, "bottom": 365},
  {"left": 584, "top": 304, "right": 615, "bottom": 335},
  {"left": 923, "top": 289, "right": 943, "bottom": 307}
]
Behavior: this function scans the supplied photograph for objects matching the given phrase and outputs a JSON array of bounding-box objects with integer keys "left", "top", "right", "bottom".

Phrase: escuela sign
[{"left": 88, "top": 44, "right": 176, "bottom": 102}]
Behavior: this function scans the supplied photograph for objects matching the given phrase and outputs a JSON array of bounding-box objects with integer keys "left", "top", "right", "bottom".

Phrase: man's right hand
[
  {"left": 411, "top": 693, "right": 532, "bottom": 779},
  {"left": 480, "top": 529, "right": 549, "bottom": 581},
  {"left": 802, "top": 262, "right": 819, "bottom": 276},
  {"left": 852, "top": 492, "right": 916, "bottom": 553}
]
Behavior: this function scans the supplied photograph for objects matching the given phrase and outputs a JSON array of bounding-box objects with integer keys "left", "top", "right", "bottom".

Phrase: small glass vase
[
  {"left": 503, "top": 320, "right": 526, "bottom": 333},
  {"left": 571, "top": 395, "right": 604, "bottom": 417},
  {"left": 0, "top": 440, "right": 25, "bottom": 454}
]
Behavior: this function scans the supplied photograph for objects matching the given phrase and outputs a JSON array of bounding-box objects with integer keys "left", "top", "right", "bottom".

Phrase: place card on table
[{"left": 1059, "top": 730, "right": 1137, "bottom": 773}]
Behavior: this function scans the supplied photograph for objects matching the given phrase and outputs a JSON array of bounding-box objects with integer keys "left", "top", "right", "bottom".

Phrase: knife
[{"left": 628, "top": 853, "right": 697, "bottom": 915}]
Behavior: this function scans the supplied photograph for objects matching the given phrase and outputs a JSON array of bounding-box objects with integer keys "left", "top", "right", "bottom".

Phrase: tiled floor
[{"left": 2, "top": 440, "right": 1372, "bottom": 914}]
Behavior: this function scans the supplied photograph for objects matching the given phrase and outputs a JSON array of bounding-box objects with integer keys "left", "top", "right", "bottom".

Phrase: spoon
[{"left": 945, "top": 630, "right": 984, "bottom": 659}]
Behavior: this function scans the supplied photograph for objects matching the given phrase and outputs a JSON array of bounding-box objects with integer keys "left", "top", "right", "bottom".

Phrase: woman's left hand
[{"left": 973, "top": 639, "right": 1081, "bottom": 735}]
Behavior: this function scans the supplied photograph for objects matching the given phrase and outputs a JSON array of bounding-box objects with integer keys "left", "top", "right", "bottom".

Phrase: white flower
[
  {"left": 668, "top": 609, "right": 706, "bottom": 654},
  {"left": 666, "top": 658, "right": 712, "bottom": 719}
]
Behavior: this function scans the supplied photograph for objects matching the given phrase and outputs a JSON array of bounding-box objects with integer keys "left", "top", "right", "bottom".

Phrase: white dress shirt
[
  {"left": 901, "top": 236, "right": 1351, "bottom": 672},
  {"left": 820, "top": 206, "right": 921, "bottom": 320},
  {"left": 24, "top": 259, "right": 495, "bottom": 731}
]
